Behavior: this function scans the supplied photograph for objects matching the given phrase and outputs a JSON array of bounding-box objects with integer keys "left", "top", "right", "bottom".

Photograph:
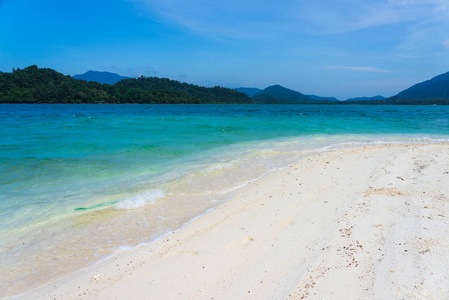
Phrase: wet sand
[{"left": 15, "top": 143, "right": 449, "bottom": 299}]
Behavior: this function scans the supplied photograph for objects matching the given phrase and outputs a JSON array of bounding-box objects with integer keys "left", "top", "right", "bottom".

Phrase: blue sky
[{"left": 1, "top": 0, "right": 448, "bottom": 99}]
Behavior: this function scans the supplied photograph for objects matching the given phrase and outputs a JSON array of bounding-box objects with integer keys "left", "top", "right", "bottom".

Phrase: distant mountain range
[
  {"left": 236, "top": 85, "right": 338, "bottom": 103},
  {"left": 345, "top": 95, "right": 386, "bottom": 101},
  {"left": 390, "top": 71, "right": 449, "bottom": 100},
  {"left": 235, "top": 87, "right": 261, "bottom": 98},
  {"left": 236, "top": 85, "right": 385, "bottom": 103},
  {"left": 236, "top": 85, "right": 377, "bottom": 103},
  {"left": 252, "top": 85, "right": 313, "bottom": 104},
  {"left": 343, "top": 71, "right": 449, "bottom": 105},
  {"left": 235, "top": 69, "right": 449, "bottom": 104},
  {"left": 307, "top": 95, "right": 340, "bottom": 102},
  {"left": 73, "top": 70, "right": 130, "bottom": 84},
  {"left": 76, "top": 69, "right": 449, "bottom": 104},
  {"left": 1, "top": 65, "right": 448, "bottom": 104}
]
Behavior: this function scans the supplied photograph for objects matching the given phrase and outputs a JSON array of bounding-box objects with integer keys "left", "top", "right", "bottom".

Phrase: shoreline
[{"left": 12, "top": 142, "right": 449, "bottom": 299}]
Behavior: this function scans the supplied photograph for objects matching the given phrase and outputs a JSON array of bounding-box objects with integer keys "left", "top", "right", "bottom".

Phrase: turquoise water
[{"left": 1, "top": 104, "right": 449, "bottom": 295}]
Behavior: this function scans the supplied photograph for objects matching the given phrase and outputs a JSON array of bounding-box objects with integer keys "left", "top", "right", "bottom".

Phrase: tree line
[{"left": 0, "top": 66, "right": 252, "bottom": 104}]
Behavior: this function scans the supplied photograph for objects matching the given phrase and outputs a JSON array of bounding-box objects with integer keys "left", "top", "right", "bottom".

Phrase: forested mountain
[
  {"left": 0, "top": 66, "right": 197, "bottom": 103},
  {"left": 342, "top": 71, "right": 449, "bottom": 104},
  {"left": 307, "top": 94, "right": 340, "bottom": 102},
  {"left": 115, "top": 77, "right": 251, "bottom": 104},
  {"left": 2, "top": 65, "right": 448, "bottom": 105},
  {"left": 253, "top": 85, "right": 314, "bottom": 104},
  {"left": 0, "top": 66, "right": 252, "bottom": 104},
  {"left": 236, "top": 85, "right": 339, "bottom": 103},
  {"left": 345, "top": 95, "right": 385, "bottom": 101},
  {"left": 246, "top": 70, "right": 449, "bottom": 105},
  {"left": 390, "top": 71, "right": 449, "bottom": 100},
  {"left": 235, "top": 87, "right": 262, "bottom": 98},
  {"left": 73, "top": 70, "right": 130, "bottom": 84}
]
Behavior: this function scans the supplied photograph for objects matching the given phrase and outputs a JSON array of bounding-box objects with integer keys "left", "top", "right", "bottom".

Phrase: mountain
[
  {"left": 307, "top": 94, "right": 340, "bottom": 102},
  {"left": 235, "top": 87, "right": 261, "bottom": 98},
  {"left": 253, "top": 84, "right": 313, "bottom": 104},
  {"left": 115, "top": 77, "right": 252, "bottom": 104},
  {"left": 345, "top": 95, "right": 385, "bottom": 101},
  {"left": 73, "top": 70, "right": 130, "bottom": 85},
  {"left": 391, "top": 71, "right": 449, "bottom": 100},
  {"left": 0, "top": 65, "right": 252, "bottom": 104}
]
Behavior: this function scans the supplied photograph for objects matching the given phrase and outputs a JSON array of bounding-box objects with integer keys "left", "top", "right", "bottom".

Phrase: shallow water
[{"left": 1, "top": 104, "right": 448, "bottom": 296}]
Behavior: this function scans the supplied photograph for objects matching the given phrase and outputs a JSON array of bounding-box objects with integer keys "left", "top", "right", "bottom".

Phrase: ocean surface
[{"left": 1, "top": 104, "right": 449, "bottom": 296}]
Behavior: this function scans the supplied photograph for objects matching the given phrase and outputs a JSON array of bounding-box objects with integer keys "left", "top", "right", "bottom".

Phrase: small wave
[
  {"left": 409, "top": 137, "right": 449, "bottom": 143},
  {"left": 114, "top": 190, "right": 165, "bottom": 210},
  {"left": 206, "top": 161, "right": 235, "bottom": 172},
  {"left": 74, "top": 201, "right": 117, "bottom": 211}
]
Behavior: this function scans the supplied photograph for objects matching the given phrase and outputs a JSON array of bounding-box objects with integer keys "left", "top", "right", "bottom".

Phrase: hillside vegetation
[
  {"left": 390, "top": 71, "right": 449, "bottom": 101},
  {"left": 2, "top": 65, "right": 448, "bottom": 105},
  {"left": 115, "top": 77, "right": 251, "bottom": 104},
  {"left": 0, "top": 66, "right": 252, "bottom": 104},
  {"left": 252, "top": 85, "right": 316, "bottom": 104}
]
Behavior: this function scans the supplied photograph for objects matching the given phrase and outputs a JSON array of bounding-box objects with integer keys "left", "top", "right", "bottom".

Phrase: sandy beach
[{"left": 14, "top": 143, "right": 449, "bottom": 299}]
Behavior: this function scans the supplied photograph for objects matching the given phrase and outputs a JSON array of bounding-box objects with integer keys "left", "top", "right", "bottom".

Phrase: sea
[{"left": 1, "top": 104, "right": 448, "bottom": 296}]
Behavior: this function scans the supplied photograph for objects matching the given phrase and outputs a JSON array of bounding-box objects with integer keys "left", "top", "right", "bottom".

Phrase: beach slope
[{"left": 18, "top": 143, "right": 449, "bottom": 299}]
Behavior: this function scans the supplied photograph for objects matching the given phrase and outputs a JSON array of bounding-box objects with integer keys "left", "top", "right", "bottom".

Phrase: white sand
[{"left": 15, "top": 143, "right": 449, "bottom": 299}]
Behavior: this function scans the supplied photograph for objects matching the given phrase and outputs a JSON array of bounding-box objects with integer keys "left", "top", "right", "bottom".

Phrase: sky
[{"left": 1, "top": 0, "right": 449, "bottom": 99}]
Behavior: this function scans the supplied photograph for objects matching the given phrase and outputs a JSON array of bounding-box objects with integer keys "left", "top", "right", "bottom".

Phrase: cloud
[
  {"left": 132, "top": 0, "right": 287, "bottom": 40},
  {"left": 296, "top": 0, "right": 449, "bottom": 34},
  {"left": 132, "top": 0, "right": 449, "bottom": 39},
  {"left": 394, "top": 2, "right": 449, "bottom": 54},
  {"left": 443, "top": 39, "right": 449, "bottom": 49},
  {"left": 327, "top": 66, "right": 392, "bottom": 72}
]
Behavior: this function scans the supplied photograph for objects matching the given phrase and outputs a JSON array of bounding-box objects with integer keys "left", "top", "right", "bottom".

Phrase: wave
[{"left": 114, "top": 190, "right": 165, "bottom": 210}]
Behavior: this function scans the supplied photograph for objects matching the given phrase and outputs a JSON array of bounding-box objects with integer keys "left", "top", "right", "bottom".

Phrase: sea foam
[{"left": 114, "top": 190, "right": 165, "bottom": 210}]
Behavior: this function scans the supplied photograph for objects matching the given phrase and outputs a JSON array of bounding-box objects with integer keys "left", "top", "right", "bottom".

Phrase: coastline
[{"left": 12, "top": 143, "right": 449, "bottom": 299}]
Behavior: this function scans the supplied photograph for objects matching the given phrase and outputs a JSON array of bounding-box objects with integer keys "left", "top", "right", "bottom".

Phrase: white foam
[
  {"left": 409, "top": 136, "right": 449, "bottom": 143},
  {"left": 207, "top": 162, "right": 234, "bottom": 172},
  {"left": 114, "top": 190, "right": 165, "bottom": 210}
]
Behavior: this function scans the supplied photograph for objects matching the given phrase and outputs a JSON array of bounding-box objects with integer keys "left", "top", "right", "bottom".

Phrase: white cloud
[
  {"left": 297, "top": 0, "right": 449, "bottom": 34},
  {"left": 327, "top": 66, "right": 392, "bottom": 72},
  {"left": 132, "top": 0, "right": 449, "bottom": 39},
  {"left": 130, "top": 0, "right": 449, "bottom": 66},
  {"left": 131, "top": 0, "right": 287, "bottom": 40},
  {"left": 394, "top": 3, "right": 449, "bottom": 54},
  {"left": 443, "top": 39, "right": 449, "bottom": 48}
]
